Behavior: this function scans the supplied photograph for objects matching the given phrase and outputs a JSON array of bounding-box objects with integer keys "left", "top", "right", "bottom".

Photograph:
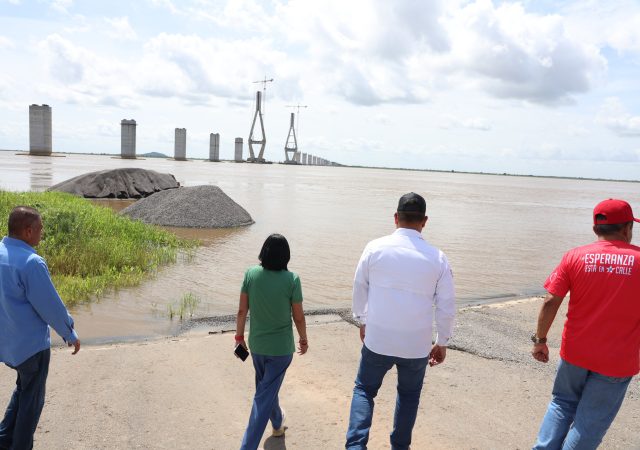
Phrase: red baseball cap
[{"left": 593, "top": 199, "right": 640, "bottom": 225}]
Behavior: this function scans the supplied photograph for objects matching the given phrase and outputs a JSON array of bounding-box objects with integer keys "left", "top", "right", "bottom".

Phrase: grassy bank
[{"left": 0, "top": 190, "right": 197, "bottom": 306}]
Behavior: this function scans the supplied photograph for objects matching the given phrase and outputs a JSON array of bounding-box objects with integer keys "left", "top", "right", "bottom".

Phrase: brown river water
[{"left": 1, "top": 151, "right": 639, "bottom": 343}]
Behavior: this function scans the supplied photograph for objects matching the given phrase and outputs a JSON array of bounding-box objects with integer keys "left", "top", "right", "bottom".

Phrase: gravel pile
[
  {"left": 48, "top": 168, "right": 179, "bottom": 198},
  {"left": 121, "top": 185, "right": 254, "bottom": 228},
  {"left": 449, "top": 300, "right": 539, "bottom": 365}
]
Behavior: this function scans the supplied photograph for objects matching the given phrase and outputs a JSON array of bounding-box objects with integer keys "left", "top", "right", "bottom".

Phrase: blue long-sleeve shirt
[{"left": 0, "top": 236, "right": 78, "bottom": 367}]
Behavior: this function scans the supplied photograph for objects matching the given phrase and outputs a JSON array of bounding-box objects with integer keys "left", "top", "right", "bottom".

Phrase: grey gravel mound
[
  {"left": 121, "top": 185, "right": 254, "bottom": 228},
  {"left": 48, "top": 168, "right": 179, "bottom": 199}
]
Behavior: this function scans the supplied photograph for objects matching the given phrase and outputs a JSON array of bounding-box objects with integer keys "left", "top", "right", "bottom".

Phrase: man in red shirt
[{"left": 531, "top": 198, "right": 640, "bottom": 449}]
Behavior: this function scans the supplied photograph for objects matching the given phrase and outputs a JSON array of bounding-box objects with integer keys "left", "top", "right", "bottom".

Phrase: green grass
[
  {"left": 167, "top": 292, "right": 200, "bottom": 321},
  {"left": 0, "top": 190, "right": 197, "bottom": 306}
]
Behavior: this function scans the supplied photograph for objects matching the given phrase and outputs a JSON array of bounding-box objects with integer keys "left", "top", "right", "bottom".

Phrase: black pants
[{"left": 0, "top": 349, "right": 51, "bottom": 450}]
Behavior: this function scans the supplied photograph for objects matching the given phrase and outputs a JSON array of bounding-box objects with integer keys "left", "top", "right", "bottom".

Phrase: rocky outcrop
[{"left": 48, "top": 168, "right": 179, "bottom": 199}]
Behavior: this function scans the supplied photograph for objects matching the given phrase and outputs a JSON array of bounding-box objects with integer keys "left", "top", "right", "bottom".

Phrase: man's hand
[
  {"left": 359, "top": 325, "right": 366, "bottom": 343},
  {"left": 429, "top": 344, "right": 446, "bottom": 366},
  {"left": 69, "top": 339, "right": 81, "bottom": 355},
  {"left": 531, "top": 343, "right": 549, "bottom": 363},
  {"left": 531, "top": 293, "right": 563, "bottom": 364}
]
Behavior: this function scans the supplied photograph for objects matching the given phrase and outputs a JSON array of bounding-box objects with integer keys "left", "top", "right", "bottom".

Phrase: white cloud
[
  {"left": 567, "top": 124, "right": 589, "bottom": 137},
  {"left": 37, "top": 34, "right": 136, "bottom": 107},
  {"left": 273, "top": 0, "right": 448, "bottom": 105},
  {"left": 40, "top": 34, "right": 89, "bottom": 84},
  {"left": 190, "top": 0, "right": 274, "bottom": 33},
  {"left": 43, "top": 0, "right": 603, "bottom": 108},
  {"left": 148, "top": 0, "right": 180, "bottom": 15},
  {"left": 95, "top": 120, "right": 119, "bottom": 137},
  {"left": 0, "top": 121, "right": 24, "bottom": 142},
  {"left": 62, "top": 24, "right": 91, "bottom": 34},
  {"left": 7, "top": 0, "right": 612, "bottom": 110},
  {"left": 608, "top": 15, "right": 640, "bottom": 53},
  {"left": 134, "top": 54, "right": 192, "bottom": 99},
  {"left": 105, "top": 17, "right": 137, "bottom": 41},
  {"left": 444, "top": 1, "right": 606, "bottom": 104},
  {"left": 50, "top": 0, "right": 73, "bottom": 13},
  {"left": 373, "top": 113, "right": 391, "bottom": 125},
  {"left": 0, "top": 36, "right": 14, "bottom": 49},
  {"left": 139, "top": 33, "right": 297, "bottom": 104},
  {"left": 0, "top": 75, "right": 10, "bottom": 99},
  {"left": 563, "top": 1, "right": 640, "bottom": 55},
  {"left": 35, "top": 30, "right": 298, "bottom": 109},
  {"left": 597, "top": 97, "right": 640, "bottom": 137},
  {"left": 268, "top": 0, "right": 606, "bottom": 106},
  {"left": 439, "top": 114, "right": 491, "bottom": 131}
]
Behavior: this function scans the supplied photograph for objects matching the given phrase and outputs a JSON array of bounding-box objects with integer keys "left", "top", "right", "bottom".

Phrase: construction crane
[
  {"left": 286, "top": 104, "right": 308, "bottom": 137},
  {"left": 253, "top": 76, "right": 274, "bottom": 115}
]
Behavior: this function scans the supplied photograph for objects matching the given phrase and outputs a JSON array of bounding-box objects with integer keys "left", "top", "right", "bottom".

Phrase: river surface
[{"left": 1, "top": 150, "right": 639, "bottom": 342}]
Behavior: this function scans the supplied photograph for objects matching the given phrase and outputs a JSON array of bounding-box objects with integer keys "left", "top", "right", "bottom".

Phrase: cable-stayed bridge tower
[
  {"left": 284, "top": 104, "right": 307, "bottom": 163},
  {"left": 284, "top": 112, "right": 298, "bottom": 162},
  {"left": 248, "top": 77, "right": 273, "bottom": 163}
]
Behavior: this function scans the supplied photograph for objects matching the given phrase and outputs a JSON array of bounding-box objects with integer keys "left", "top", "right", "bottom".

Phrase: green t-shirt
[{"left": 241, "top": 265, "right": 303, "bottom": 356}]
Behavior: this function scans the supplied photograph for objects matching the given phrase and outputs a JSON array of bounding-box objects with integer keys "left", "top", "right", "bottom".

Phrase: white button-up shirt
[{"left": 352, "top": 227, "right": 456, "bottom": 359}]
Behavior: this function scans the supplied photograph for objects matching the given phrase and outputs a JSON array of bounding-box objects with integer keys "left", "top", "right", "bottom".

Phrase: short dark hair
[
  {"left": 593, "top": 214, "right": 631, "bottom": 236},
  {"left": 259, "top": 234, "right": 291, "bottom": 271},
  {"left": 397, "top": 211, "right": 425, "bottom": 224},
  {"left": 8, "top": 206, "right": 41, "bottom": 236},
  {"left": 397, "top": 192, "right": 426, "bottom": 214}
]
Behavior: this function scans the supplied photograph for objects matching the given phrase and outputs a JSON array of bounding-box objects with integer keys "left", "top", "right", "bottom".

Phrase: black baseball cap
[{"left": 397, "top": 192, "right": 426, "bottom": 214}]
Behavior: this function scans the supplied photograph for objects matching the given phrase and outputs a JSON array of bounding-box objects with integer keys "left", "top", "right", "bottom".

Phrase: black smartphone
[{"left": 234, "top": 344, "right": 249, "bottom": 362}]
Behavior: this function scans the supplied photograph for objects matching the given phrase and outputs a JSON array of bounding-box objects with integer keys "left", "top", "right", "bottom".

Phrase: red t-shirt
[{"left": 544, "top": 240, "right": 640, "bottom": 377}]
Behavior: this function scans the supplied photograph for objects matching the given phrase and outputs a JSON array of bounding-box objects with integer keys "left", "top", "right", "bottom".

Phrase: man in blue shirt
[{"left": 0, "top": 206, "right": 80, "bottom": 450}]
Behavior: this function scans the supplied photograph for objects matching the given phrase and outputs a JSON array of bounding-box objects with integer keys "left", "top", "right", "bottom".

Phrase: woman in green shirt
[{"left": 236, "top": 234, "right": 308, "bottom": 450}]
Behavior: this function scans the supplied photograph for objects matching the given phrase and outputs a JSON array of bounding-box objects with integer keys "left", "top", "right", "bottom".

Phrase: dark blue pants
[
  {"left": 346, "top": 345, "right": 428, "bottom": 450},
  {"left": 240, "top": 353, "right": 293, "bottom": 450},
  {"left": 0, "top": 349, "right": 51, "bottom": 450}
]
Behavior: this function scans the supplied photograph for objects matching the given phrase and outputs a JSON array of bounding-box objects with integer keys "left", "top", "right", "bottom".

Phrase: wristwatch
[{"left": 531, "top": 334, "right": 547, "bottom": 344}]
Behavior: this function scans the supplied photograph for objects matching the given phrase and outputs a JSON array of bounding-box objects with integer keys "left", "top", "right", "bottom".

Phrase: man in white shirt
[{"left": 345, "top": 192, "right": 456, "bottom": 450}]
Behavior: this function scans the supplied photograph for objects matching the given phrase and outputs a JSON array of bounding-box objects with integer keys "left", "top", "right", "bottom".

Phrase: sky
[{"left": 1, "top": 0, "right": 640, "bottom": 179}]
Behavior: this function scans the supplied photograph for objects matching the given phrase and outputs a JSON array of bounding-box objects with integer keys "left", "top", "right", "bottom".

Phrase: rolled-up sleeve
[
  {"left": 24, "top": 257, "right": 78, "bottom": 344},
  {"left": 434, "top": 254, "right": 456, "bottom": 346},
  {"left": 352, "top": 246, "right": 370, "bottom": 324}
]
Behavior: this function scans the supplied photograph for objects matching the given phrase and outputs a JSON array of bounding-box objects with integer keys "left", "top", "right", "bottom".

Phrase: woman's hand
[
  {"left": 292, "top": 303, "right": 308, "bottom": 355},
  {"left": 235, "top": 293, "right": 249, "bottom": 352},
  {"left": 234, "top": 335, "right": 247, "bottom": 351},
  {"left": 297, "top": 338, "right": 308, "bottom": 355}
]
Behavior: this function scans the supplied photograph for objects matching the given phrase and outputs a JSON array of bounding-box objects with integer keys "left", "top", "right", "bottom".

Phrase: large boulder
[
  {"left": 48, "top": 168, "right": 179, "bottom": 199},
  {"left": 121, "top": 185, "right": 254, "bottom": 228}
]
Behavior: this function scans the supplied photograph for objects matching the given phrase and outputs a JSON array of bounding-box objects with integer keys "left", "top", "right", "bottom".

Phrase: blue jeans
[
  {"left": 345, "top": 345, "right": 428, "bottom": 450},
  {"left": 533, "top": 358, "right": 632, "bottom": 450},
  {"left": 0, "top": 349, "right": 51, "bottom": 450},
  {"left": 240, "top": 353, "right": 293, "bottom": 450}
]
